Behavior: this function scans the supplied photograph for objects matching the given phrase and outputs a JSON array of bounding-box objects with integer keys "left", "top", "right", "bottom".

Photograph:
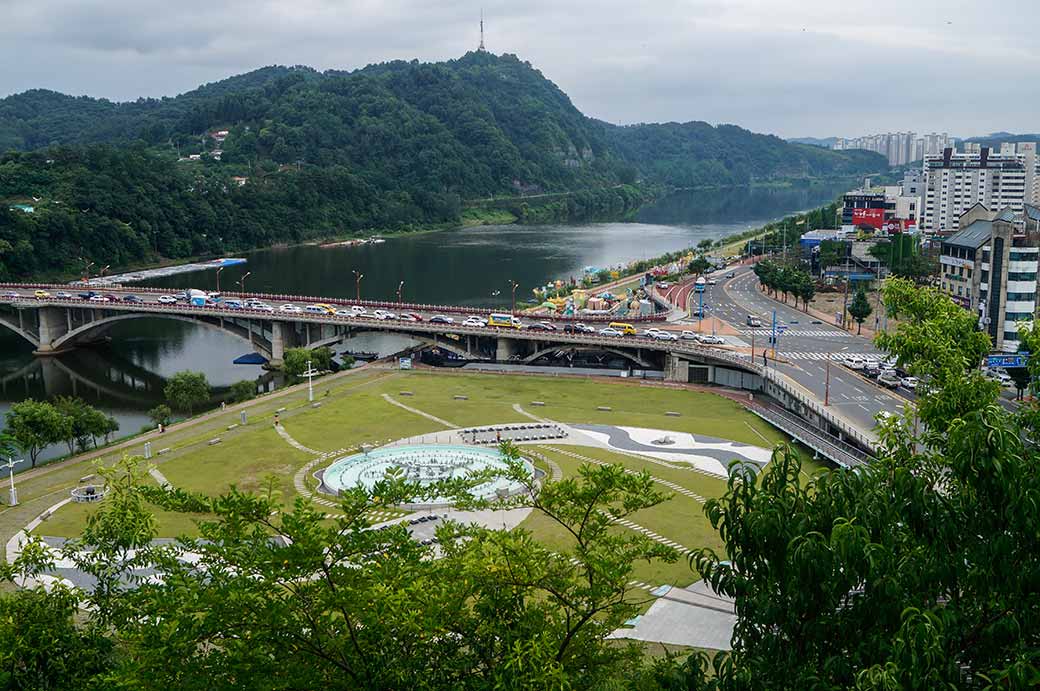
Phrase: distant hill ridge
[{"left": 0, "top": 52, "right": 883, "bottom": 192}]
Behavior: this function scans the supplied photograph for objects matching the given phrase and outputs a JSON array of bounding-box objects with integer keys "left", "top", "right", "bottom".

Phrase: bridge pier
[
  {"left": 496, "top": 337, "right": 521, "bottom": 361},
  {"left": 34, "top": 306, "right": 72, "bottom": 355}
]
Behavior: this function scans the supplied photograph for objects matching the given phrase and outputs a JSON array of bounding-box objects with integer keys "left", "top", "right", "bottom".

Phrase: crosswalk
[
  {"left": 738, "top": 329, "right": 853, "bottom": 338},
  {"left": 780, "top": 351, "right": 882, "bottom": 361}
]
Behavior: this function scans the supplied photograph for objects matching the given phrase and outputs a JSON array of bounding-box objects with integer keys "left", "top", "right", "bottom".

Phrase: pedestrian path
[
  {"left": 609, "top": 515, "right": 693, "bottom": 555},
  {"left": 275, "top": 423, "right": 321, "bottom": 455},
  {"left": 738, "top": 329, "right": 853, "bottom": 338},
  {"left": 382, "top": 394, "right": 458, "bottom": 429}
]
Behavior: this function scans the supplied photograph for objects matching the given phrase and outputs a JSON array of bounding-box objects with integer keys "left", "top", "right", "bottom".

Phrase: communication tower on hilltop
[{"left": 478, "top": 9, "right": 486, "bottom": 51}]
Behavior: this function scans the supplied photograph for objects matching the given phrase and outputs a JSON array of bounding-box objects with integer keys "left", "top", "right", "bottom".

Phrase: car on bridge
[
  {"left": 157, "top": 295, "right": 177, "bottom": 304},
  {"left": 78, "top": 291, "right": 97, "bottom": 300},
  {"left": 89, "top": 295, "right": 110, "bottom": 303},
  {"left": 680, "top": 330, "right": 698, "bottom": 340},
  {"left": 34, "top": 290, "right": 51, "bottom": 298},
  {"left": 399, "top": 312, "right": 423, "bottom": 322},
  {"left": 303, "top": 305, "right": 327, "bottom": 314},
  {"left": 55, "top": 291, "right": 72, "bottom": 299},
  {"left": 462, "top": 316, "right": 484, "bottom": 327},
  {"left": 429, "top": 315, "right": 454, "bottom": 324},
  {"left": 599, "top": 327, "right": 623, "bottom": 337},
  {"left": 373, "top": 310, "right": 397, "bottom": 320},
  {"left": 122, "top": 295, "right": 142, "bottom": 303},
  {"left": 2, "top": 291, "right": 20, "bottom": 298},
  {"left": 653, "top": 331, "right": 679, "bottom": 342},
  {"left": 696, "top": 334, "right": 725, "bottom": 345},
  {"left": 279, "top": 304, "right": 302, "bottom": 313},
  {"left": 608, "top": 322, "right": 636, "bottom": 335}
]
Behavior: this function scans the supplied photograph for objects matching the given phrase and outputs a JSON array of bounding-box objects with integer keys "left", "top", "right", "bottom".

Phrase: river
[{"left": 0, "top": 182, "right": 849, "bottom": 463}]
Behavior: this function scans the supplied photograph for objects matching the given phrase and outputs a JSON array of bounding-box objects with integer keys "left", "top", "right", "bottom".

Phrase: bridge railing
[{"left": 0, "top": 283, "right": 667, "bottom": 323}]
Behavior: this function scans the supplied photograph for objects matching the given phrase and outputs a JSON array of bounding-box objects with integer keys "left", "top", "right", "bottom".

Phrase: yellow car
[
  {"left": 34, "top": 290, "right": 51, "bottom": 299},
  {"left": 313, "top": 303, "right": 337, "bottom": 314}
]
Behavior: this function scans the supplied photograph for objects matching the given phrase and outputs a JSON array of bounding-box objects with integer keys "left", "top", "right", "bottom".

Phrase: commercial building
[
  {"left": 939, "top": 205, "right": 1040, "bottom": 352},
  {"left": 922, "top": 147, "right": 1030, "bottom": 234},
  {"left": 841, "top": 184, "right": 921, "bottom": 232}
]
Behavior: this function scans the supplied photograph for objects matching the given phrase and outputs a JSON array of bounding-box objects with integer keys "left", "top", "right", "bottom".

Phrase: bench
[
  {"left": 399, "top": 391, "right": 414, "bottom": 396},
  {"left": 531, "top": 401, "right": 546, "bottom": 406},
  {"left": 208, "top": 438, "right": 222, "bottom": 446},
  {"left": 453, "top": 395, "right": 468, "bottom": 400},
  {"left": 597, "top": 406, "right": 612, "bottom": 411},
  {"left": 227, "top": 423, "right": 239, "bottom": 431},
  {"left": 157, "top": 448, "right": 171, "bottom": 456}
]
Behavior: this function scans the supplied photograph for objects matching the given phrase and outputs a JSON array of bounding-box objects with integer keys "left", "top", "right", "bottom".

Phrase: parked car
[
  {"left": 157, "top": 294, "right": 177, "bottom": 304},
  {"left": 900, "top": 376, "right": 919, "bottom": 391},
  {"left": 279, "top": 304, "right": 302, "bottom": 313},
  {"left": 877, "top": 371, "right": 901, "bottom": 388},
  {"left": 599, "top": 327, "right": 623, "bottom": 337},
  {"left": 862, "top": 362, "right": 882, "bottom": 377},
  {"left": 429, "top": 315, "right": 454, "bottom": 324},
  {"left": 843, "top": 355, "right": 865, "bottom": 370}
]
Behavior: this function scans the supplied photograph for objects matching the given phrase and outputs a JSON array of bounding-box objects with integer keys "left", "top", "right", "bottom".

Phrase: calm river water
[{"left": 0, "top": 182, "right": 849, "bottom": 462}]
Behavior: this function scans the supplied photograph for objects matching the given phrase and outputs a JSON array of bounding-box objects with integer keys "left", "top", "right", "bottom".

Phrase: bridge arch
[
  {"left": 0, "top": 313, "right": 40, "bottom": 349},
  {"left": 50, "top": 312, "right": 262, "bottom": 355},
  {"left": 522, "top": 345, "right": 653, "bottom": 369}
]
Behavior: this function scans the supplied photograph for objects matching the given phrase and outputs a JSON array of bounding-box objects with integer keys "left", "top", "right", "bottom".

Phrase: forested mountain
[{"left": 0, "top": 52, "right": 885, "bottom": 280}]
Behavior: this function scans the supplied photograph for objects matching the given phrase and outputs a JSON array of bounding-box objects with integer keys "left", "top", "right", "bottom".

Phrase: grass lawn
[{"left": 21, "top": 368, "right": 834, "bottom": 553}]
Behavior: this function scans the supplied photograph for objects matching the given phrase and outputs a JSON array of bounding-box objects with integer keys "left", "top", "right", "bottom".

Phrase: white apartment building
[
  {"left": 834, "top": 132, "right": 949, "bottom": 166},
  {"left": 922, "top": 147, "right": 1029, "bottom": 234}
]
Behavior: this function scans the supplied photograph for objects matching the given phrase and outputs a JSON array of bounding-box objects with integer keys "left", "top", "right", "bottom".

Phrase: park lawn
[{"left": 160, "top": 426, "right": 311, "bottom": 502}]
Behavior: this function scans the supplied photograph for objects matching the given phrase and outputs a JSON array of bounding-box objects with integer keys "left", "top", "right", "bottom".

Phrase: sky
[{"left": 1, "top": 0, "right": 1038, "bottom": 139}]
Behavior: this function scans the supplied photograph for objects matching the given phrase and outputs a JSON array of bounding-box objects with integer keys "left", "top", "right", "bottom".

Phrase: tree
[
  {"left": 847, "top": 288, "right": 873, "bottom": 333},
  {"left": 688, "top": 278, "right": 1040, "bottom": 687},
  {"left": 4, "top": 400, "right": 69, "bottom": 467},
  {"left": 687, "top": 256, "right": 711, "bottom": 277},
  {"left": 3, "top": 446, "right": 679, "bottom": 689},
  {"left": 1006, "top": 342, "right": 1031, "bottom": 401},
  {"left": 283, "top": 347, "right": 332, "bottom": 377},
  {"left": 229, "top": 380, "right": 257, "bottom": 404},
  {"left": 147, "top": 404, "right": 172, "bottom": 429},
  {"left": 54, "top": 396, "right": 113, "bottom": 453},
  {"left": 163, "top": 371, "right": 210, "bottom": 416}
]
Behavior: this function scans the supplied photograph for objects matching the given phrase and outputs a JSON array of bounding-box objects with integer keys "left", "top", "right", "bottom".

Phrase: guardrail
[
  {"left": 0, "top": 282, "right": 668, "bottom": 324},
  {"left": 748, "top": 404, "right": 873, "bottom": 468}
]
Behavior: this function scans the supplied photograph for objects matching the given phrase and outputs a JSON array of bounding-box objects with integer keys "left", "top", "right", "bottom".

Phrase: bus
[
  {"left": 488, "top": 313, "right": 522, "bottom": 328},
  {"left": 608, "top": 322, "right": 637, "bottom": 335}
]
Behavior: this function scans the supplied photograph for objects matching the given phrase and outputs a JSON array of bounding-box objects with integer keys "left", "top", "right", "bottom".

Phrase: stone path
[
  {"left": 524, "top": 450, "right": 564, "bottom": 482},
  {"left": 608, "top": 515, "right": 693, "bottom": 555},
  {"left": 539, "top": 446, "right": 707, "bottom": 503},
  {"left": 275, "top": 423, "right": 321, "bottom": 455},
  {"left": 382, "top": 394, "right": 458, "bottom": 428}
]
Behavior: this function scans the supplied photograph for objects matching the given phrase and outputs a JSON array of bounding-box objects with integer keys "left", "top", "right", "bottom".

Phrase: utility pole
[
  {"left": 825, "top": 358, "right": 831, "bottom": 406},
  {"left": 771, "top": 309, "right": 777, "bottom": 359},
  {"left": 353, "top": 270, "right": 364, "bottom": 301},
  {"left": 397, "top": 280, "right": 405, "bottom": 303},
  {"left": 306, "top": 359, "right": 314, "bottom": 402},
  {"left": 215, "top": 266, "right": 224, "bottom": 293},
  {"left": 841, "top": 252, "right": 851, "bottom": 331},
  {"left": 510, "top": 280, "right": 519, "bottom": 315},
  {"left": 238, "top": 271, "right": 251, "bottom": 294}
]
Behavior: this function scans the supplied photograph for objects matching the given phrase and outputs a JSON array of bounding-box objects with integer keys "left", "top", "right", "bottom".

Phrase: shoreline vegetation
[{"left": 10, "top": 177, "right": 852, "bottom": 286}]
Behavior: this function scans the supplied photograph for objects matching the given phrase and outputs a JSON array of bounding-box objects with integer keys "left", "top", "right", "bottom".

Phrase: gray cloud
[{"left": 1, "top": 0, "right": 1037, "bottom": 138}]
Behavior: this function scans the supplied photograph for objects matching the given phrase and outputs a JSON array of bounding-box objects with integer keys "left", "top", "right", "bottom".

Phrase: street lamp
[
  {"left": 215, "top": 266, "right": 224, "bottom": 293},
  {"left": 510, "top": 280, "right": 519, "bottom": 315},
  {"left": 99, "top": 264, "right": 110, "bottom": 277},
  {"left": 78, "top": 257, "right": 95, "bottom": 282},
  {"left": 305, "top": 359, "right": 316, "bottom": 402},
  {"left": 353, "top": 270, "right": 364, "bottom": 302},
  {"left": 397, "top": 280, "right": 405, "bottom": 303},
  {"left": 2, "top": 458, "right": 18, "bottom": 506},
  {"left": 237, "top": 271, "right": 251, "bottom": 293}
]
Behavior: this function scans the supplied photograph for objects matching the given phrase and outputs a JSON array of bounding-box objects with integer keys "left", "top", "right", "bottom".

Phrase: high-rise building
[
  {"left": 921, "top": 147, "right": 1029, "bottom": 234},
  {"left": 833, "top": 131, "right": 947, "bottom": 166}
]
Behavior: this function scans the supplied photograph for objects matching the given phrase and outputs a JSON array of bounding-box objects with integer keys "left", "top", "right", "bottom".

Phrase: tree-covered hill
[{"left": 0, "top": 52, "right": 885, "bottom": 280}]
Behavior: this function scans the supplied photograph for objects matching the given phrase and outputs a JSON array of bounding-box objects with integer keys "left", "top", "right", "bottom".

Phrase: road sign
[
  {"left": 399, "top": 357, "right": 412, "bottom": 370},
  {"left": 986, "top": 353, "right": 1028, "bottom": 369}
]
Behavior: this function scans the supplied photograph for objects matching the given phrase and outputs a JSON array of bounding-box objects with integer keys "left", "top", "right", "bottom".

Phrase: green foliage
[
  {"left": 4, "top": 399, "right": 69, "bottom": 467},
  {"left": 688, "top": 257, "right": 711, "bottom": 275},
  {"left": 848, "top": 289, "right": 873, "bottom": 333},
  {"left": 228, "top": 380, "right": 257, "bottom": 404},
  {"left": 163, "top": 371, "right": 210, "bottom": 415},
  {"left": 752, "top": 258, "right": 816, "bottom": 310},
  {"left": 53, "top": 396, "right": 119, "bottom": 453},
  {"left": 3, "top": 447, "right": 681, "bottom": 688},
  {"left": 146, "top": 404, "right": 172, "bottom": 428},
  {"left": 0, "top": 54, "right": 881, "bottom": 280},
  {"left": 687, "top": 281, "right": 1040, "bottom": 686}
]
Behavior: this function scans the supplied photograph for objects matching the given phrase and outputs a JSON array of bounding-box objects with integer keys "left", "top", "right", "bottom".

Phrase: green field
[{"left": 7, "top": 369, "right": 825, "bottom": 587}]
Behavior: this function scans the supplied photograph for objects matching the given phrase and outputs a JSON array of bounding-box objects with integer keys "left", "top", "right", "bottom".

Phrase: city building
[
  {"left": 939, "top": 206, "right": 1039, "bottom": 352},
  {"left": 922, "top": 147, "right": 1030, "bottom": 234},
  {"left": 834, "top": 131, "right": 949, "bottom": 166},
  {"left": 841, "top": 185, "right": 920, "bottom": 232}
]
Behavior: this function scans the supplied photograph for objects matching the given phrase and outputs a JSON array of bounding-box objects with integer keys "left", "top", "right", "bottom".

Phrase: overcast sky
[{"left": 1, "top": 0, "right": 1037, "bottom": 138}]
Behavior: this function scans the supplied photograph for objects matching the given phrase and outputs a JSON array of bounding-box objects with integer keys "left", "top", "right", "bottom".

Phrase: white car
[
  {"left": 55, "top": 291, "right": 73, "bottom": 299},
  {"left": 653, "top": 331, "right": 679, "bottom": 342},
  {"left": 900, "top": 376, "right": 919, "bottom": 391},
  {"left": 335, "top": 309, "right": 353, "bottom": 316},
  {"left": 89, "top": 295, "right": 109, "bottom": 303},
  {"left": 844, "top": 355, "right": 866, "bottom": 370},
  {"left": 573, "top": 323, "right": 594, "bottom": 333},
  {"left": 680, "top": 330, "right": 698, "bottom": 340},
  {"left": 304, "top": 305, "right": 326, "bottom": 314},
  {"left": 1, "top": 291, "right": 19, "bottom": 299},
  {"left": 373, "top": 309, "right": 397, "bottom": 320},
  {"left": 279, "top": 304, "right": 302, "bottom": 313},
  {"left": 250, "top": 302, "right": 274, "bottom": 312},
  {"left": 657, "top": 282, "right": 671, "bottom": 290},
  {"left": 350, "top": 305, "right": 366, "bottom": 313},
  {"left": 157, "top": 294, "right": 177, "bottom": 304},
  {"left": 642, "top": 328, "right": 663, "bottom": 338},
  {"left": 599, "top": 327, "right": 623, "bottom": 337},
  {"left": 697, "top": 334, "right": 725, "bottom": 345},
  {"left": 462, "top": 316, "right": 485, "bottom": 327}
]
